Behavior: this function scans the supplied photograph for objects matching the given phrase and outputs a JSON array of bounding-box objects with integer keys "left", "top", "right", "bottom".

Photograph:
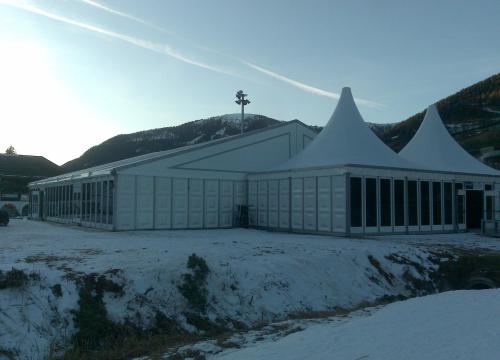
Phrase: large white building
[{"left": 29, "top": 88, "right": 500, "bottom": 234}]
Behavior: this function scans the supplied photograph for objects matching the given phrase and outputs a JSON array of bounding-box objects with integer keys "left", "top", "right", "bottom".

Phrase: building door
[{"left": 466, "top": 190, "right": 483, "bottom": 229}]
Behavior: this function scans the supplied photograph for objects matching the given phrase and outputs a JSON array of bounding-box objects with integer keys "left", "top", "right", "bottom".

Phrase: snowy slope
[
  {"left": 211, "top": 289, "right": 500, "bottom": 360},
  {"left": 1, "top": 220, "right": 499, "bottom": 359}
]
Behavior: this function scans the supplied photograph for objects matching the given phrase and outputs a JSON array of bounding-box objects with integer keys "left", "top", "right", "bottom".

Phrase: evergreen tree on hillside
[{"left": 5, "top": 146, "right": 16, "bottom": 155}]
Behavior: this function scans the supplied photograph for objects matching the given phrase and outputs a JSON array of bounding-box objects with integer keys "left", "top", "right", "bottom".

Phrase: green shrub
[
  {"left": 0, "top": 268, "right": 29, "bottom": 289},
  {"left": 178, "top": 254, "right": 210, "bottom": 313},
  {"left": 51, "top": 283, "right": 63, "bottom": 297},
  {"left": 71, "top": 273, "right": 124, "bottom": 351}
]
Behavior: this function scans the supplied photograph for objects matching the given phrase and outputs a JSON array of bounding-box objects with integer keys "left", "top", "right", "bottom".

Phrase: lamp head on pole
[{"left": 234, "top": 90, "right": 250, "bottom": 134}]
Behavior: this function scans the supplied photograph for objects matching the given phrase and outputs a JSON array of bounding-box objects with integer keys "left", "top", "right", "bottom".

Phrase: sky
[{"left": 0, "top": 0, "right": 499, "bottom": 165}]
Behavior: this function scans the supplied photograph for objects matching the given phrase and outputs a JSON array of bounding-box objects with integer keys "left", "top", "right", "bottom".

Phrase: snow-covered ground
[
  {"left": 0, "top": 219, "right": 499, "bottom": 359},
  {"left": 207, "top": 289, "right": 500, "bottom": 360}
]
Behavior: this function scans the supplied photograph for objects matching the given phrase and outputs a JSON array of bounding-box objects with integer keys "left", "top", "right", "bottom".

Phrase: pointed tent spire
[
  {"left": 272, "top": 87, "right": 414, "bottom": 171},
  {"left": 399, "top": 104, "right": 500, "bottom": 175}
]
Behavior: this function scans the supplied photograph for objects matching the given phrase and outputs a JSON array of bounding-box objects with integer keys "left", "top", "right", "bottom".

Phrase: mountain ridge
[{"left": 62, "top": 72, "right": 500, "bottom": 172}]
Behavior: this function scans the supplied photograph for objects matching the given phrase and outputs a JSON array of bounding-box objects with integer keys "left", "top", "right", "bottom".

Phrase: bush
[
  {"left": 0, "top": 268, "right": 29, "bottom": 289},
  {"left": 178, "top": 254, "right": 210, "bottom": 313},
  {"left": 0, "top": 210, "right": 9, "bottom": 226},
  {"left": 71, "top": 274, "right": 124, "bottom": 351}
]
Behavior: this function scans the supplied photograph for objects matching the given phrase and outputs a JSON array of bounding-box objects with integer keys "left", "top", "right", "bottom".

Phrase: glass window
[
  {"left": 82, "top": 184, "right": 86, "bottom": 220},
  {"left": 456, "top": 184, "right": 465, "bottom": 224},
  {"left": 61, "top": 186, "right": 65, "bottom": 218},
  {"left": 380, "top": 179, "right": 391, "bottom": 227},
  {"left": 365, "top": 178, "right": 377, "bottom": 227},
  {"left": 433, "top": 182, "right": 442, "bottom": 225},
  {"left": 48, "top": 188, "right": 51, "bottom": 217},
  {"left": 486, "top": 196, "right": 493, "bottom": 221},
  {"left": 91, "top": 183, "right": 96, "bottom": 222},
  {"left": 444, "top": 183, "right": 452, "bottom": 225},
  {"left": 76, "top": 191, "right": 81, "bottom": 218},
  {"left": 394, "top": 180, "right": 405, "bottom": 226},
  {"left": 108, "top": 180, "right": 114, "bottom": 225},
  {"left": 64, "top": 186, "right": 68, "bottom": 218},
  {"left": 86, "top": 183, "right": 91, "bottom": 221},
  {"left": 408, "top": 181, "right": 418, "bottom": 226},
  {"left": 420, "top": 181, "right": 430, "bottom": 226},
  {"left": 350, "top": 177, "right": 362, "bottom": 227},
  {"left": 69, "top": 185, "right": 73, "bottom": 217},
  {"left": 103, "top": 181, "right": 108, "bottom": 224},
  {"left": 96, "top": 182, "right": 102, "bottom": 223},
  {"left": 54, "top": 187, "right": 58, "bottom": 217}
]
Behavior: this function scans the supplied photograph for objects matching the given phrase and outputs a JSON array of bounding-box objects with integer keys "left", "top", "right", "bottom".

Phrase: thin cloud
[
  {"left": 1, "top": 0, "right": 230, "bottom": 75},
  {"left": 77, "top": 0, "right": 381, "bottom": 108},
  {"left": 242, "top": 60, "right": 383, "bottom": 108},
  {"left": 81, "top": 0, "right": 171, "bottom": 34}
]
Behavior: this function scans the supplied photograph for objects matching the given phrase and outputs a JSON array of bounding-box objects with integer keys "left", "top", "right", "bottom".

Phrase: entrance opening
[{"left": 466, "top": 190, "right": 483, "bottom": 230}]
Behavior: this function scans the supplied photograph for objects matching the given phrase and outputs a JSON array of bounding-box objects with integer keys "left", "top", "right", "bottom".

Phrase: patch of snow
[
  {"left": 187, "top": 134, "right": 205, "bottom": 145},
  {"left": 1, "top": 219, "right": 499, "bottom": 359},
  {"left": 212, "top": 289, "right": 500, "bottom": 360}
]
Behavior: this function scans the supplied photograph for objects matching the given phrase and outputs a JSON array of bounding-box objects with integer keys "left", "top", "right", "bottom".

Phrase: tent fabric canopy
[
  {"left": 271, "top": 87, "right": 416, "bottom": 171},
  {"left": 399, "top": 104, "right": 500, "bottom": 176}
]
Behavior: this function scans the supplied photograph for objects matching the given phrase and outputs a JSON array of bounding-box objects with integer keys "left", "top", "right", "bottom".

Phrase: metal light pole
[{"left": 235, "top": 90, "right": 250, "bottom": 134}]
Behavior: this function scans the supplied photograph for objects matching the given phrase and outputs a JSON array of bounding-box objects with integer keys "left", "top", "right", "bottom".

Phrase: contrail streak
[
  {"left": 78, "top": 0, "right": 383, "bottom": 107},
  {"left": 242, "top": 61, "right": 383, "bottom": 108},
  {"left": 1, "top": 0, "right": 230, "bottom": 75},
  {"left": 81, "top": 0, "right": 171, "bottom": 34}
]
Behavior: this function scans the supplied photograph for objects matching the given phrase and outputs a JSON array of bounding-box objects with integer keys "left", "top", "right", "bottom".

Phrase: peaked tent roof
[
  {"left": 271, "top": 87, "right": 416, "bottom": 171},
  {"left": 399, "top": 104, "right": 500, "bottom": 176}
]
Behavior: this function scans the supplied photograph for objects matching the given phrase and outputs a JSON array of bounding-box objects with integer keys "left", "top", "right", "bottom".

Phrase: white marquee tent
[
  {"left": 29, "top": 121, "right": 316, "bottom": 230},
  {"left": 29, "top": 88, "right": 500, "bottom": 234},
  {"left": 400, "top": 104, "right": 500, "bottom": 176},
  {"left": 247, "top": 88, "right": 500, "bottom": 235}
]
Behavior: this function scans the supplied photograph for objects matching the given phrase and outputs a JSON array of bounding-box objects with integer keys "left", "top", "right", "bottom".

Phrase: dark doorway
[{"left": 466, "top": 190, "right": 483, "bottom": 229}]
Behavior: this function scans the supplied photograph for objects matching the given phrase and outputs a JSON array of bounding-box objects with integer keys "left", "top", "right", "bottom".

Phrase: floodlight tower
[{"left": 235, "top": 90, "right": 250, "bottom": 134}]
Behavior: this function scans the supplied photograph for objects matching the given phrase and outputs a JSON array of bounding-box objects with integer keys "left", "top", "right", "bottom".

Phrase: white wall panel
[
  {"left": 204, "top": 179, "right": 219, "bottom": 228},
  {"left": 291, "top": 178, "right": 303, "bottom": 230},
  {"left": 154, "top": 177, "right": 171, "bottom": 229},
  {"left": 136, "top": 176, "right": 154, "bottom": 229},
  {"left": 258, "top": 180, "right": 268, "bottom": 226},
  {"left": 279, "top": 179, "right": 290, "bottom": 229},
  {"left": 248, "top": 181, "right": 258, "bottom": 226},
  {"left": 304, "top": 177, "right": 317, "bottom": 231},
  {"left": 332, "top": 175, "right": 346, "bottom": 232},
  {"left": 116, "top": 175, "right": 135, "bottom": 230},
  {"left": 318, "top": 176, "right": 332, "bottom": 232},
  {"left": 189, "top": 179, "right": 203, "bottom": 228},
  {"left": 172, "top": 178, "right": 188, "bottom": 228},
  {"left": 220, "top": 180, "right": 233, "bottom": 227},
  {"left": 268, "top": 180, "right": 279, "bottom": 227}
]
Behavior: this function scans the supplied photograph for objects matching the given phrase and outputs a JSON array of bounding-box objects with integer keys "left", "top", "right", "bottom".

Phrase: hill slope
[
  {"left": 62, "top": 114, "right": 283, "bottom": 172},
  {"left": 63, "top": 73, "right": 500, "bottom": 172},
  {"left": 0, "top": 154, "right": 62, "bottom": 194}
]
